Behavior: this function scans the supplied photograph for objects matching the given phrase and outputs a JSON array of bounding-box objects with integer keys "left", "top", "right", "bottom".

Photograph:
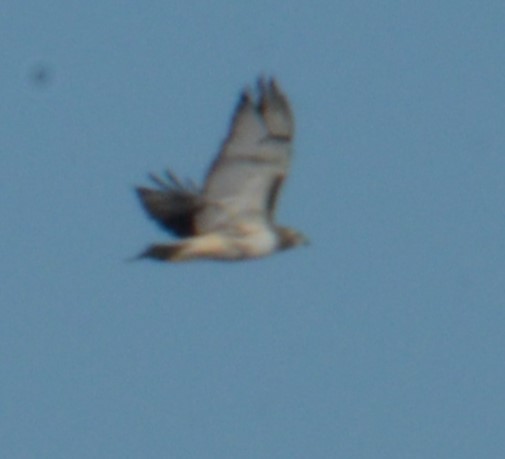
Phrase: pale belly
[
  {"left": 233, "top": 227, "right": 278, "bottom": 259},
  {"left": 182, "top": 223, "right": 279, "bottom": 261}
]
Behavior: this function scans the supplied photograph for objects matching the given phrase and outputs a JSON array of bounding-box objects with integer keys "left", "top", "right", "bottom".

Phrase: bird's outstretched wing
[
  {"left": 136, "top": 171, "right": 203, "bottom": 237},
  {"left": 195, "top": 77, "right": 294, "bottom": 234}
]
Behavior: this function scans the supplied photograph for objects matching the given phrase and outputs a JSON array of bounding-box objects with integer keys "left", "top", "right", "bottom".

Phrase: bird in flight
[{"left": 135, "top": 77, "right": 307, "bottom": 262}]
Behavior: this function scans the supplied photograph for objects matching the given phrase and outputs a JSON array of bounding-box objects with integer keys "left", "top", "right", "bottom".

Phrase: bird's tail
[
  {"left": 135, "top": 234, "right": 229, "bottom": 262},
  {"left": 136, "top": 243, "right": 187, "bottom": 262}
]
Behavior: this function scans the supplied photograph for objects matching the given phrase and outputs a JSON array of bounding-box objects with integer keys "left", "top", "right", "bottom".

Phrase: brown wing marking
[{"left": 266, "top": 174, "right": 285, "bottom": 219}]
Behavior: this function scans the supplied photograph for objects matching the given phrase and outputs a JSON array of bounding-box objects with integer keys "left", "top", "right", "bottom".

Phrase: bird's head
[{"left": 276, "top": 226, "right": 309, "bottom": 251}]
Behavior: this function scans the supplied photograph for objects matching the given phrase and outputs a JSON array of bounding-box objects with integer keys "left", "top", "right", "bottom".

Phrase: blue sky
[{"left": 2, "top": 1, "right": 505, "bottom": 457}]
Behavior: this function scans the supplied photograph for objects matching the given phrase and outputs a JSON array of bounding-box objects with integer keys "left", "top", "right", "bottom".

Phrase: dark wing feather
[
  {"left": 265, "top": 175, "right": 285, "bottom": 218},
  {"left": 136, "top": 171, "right": 203, "bottom": 238}
]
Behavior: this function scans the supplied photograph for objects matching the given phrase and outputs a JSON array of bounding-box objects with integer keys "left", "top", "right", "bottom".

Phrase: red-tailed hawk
[{"left": 135, "top": 77, "right": 307, "bottom": 262}]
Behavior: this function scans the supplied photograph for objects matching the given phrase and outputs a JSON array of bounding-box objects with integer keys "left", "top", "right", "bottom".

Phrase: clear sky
[{"left": 2, "top": 1, "right": 505, "bottom": 457}]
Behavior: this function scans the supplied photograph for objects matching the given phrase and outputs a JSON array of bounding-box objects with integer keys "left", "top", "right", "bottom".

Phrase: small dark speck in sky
[{"left": 28, "top": 62, "right": 53, "bottom": 88}]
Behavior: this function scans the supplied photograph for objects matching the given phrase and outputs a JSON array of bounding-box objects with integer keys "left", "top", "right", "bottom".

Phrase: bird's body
[{"left": 135, "top": 77, "right": 307, "bottom": 262}]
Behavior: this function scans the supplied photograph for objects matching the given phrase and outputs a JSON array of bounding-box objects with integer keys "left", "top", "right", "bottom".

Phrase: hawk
[{"left": 135, "top": 77, "right": 307, "bottom": 262}]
